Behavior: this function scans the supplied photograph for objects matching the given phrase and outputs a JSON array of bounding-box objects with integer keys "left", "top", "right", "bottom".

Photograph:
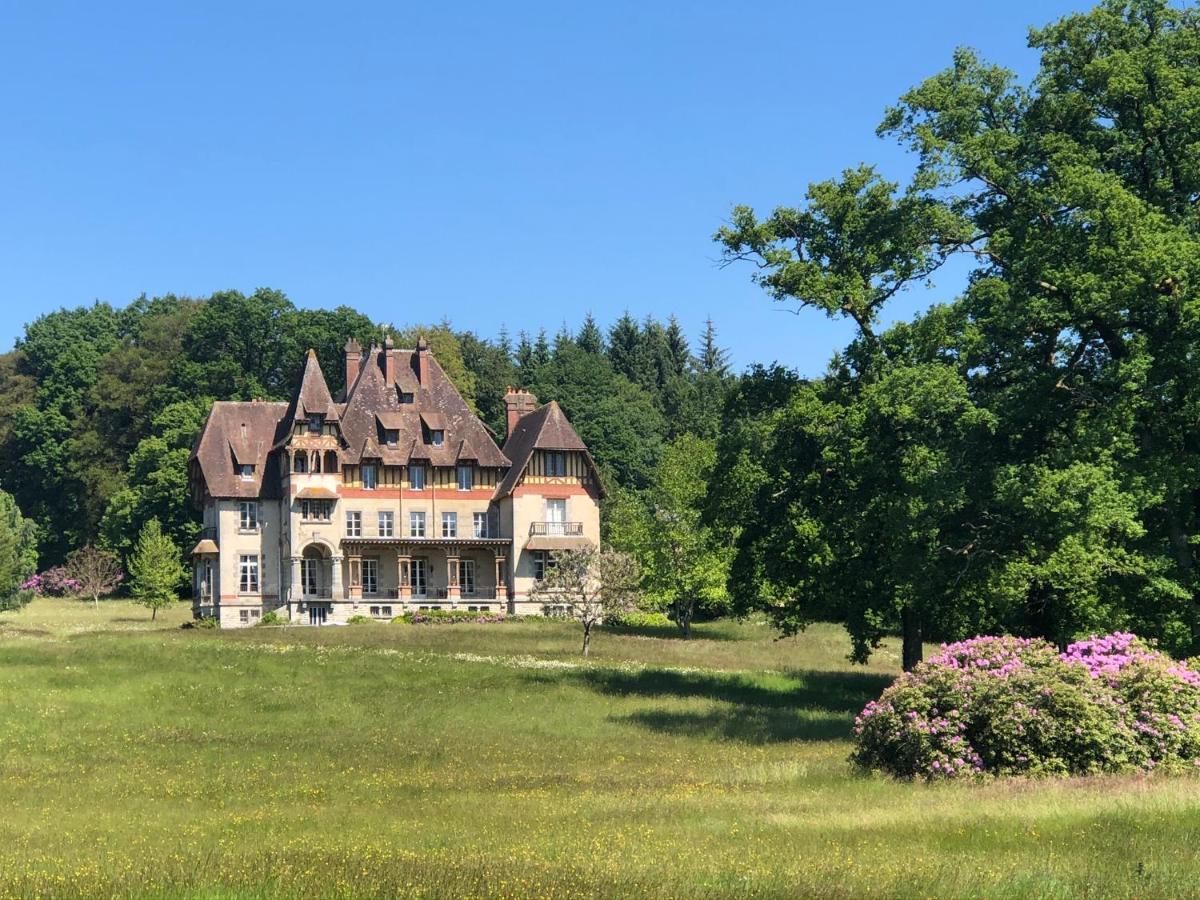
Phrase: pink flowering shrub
[
  {"left": 19, "top": 567, "right": 81, "bottom": 597},
  {"left": 852, "top": 633, "right": 1200, "bottom": 780}
]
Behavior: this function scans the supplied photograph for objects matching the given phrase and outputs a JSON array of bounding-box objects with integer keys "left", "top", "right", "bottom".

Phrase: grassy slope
[{"left": 2, "top": 599, "right": 1200, "bottom": 898}]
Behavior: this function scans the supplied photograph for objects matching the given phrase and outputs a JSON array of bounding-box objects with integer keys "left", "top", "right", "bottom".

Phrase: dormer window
[
  {"left": 307, "top": 414, "right": 324, "bottom": 435},
  {"left": 545, "top": 451, "right": 567, "bottom": 477},
  {"left": 430, "top": 430, "right": 444, "bottom": 446},
  {"left": 400, "top": 392, "right": 414, "bottom": 404},
  {"left": 362, "top": 463, "right": 378, "bottom": 490},
  {"left": 410, "top": 464, "right": 426, "bottom": 490},
  {"left": 385, "top": 429, "right": 399, "bottom": 447},
  {"left": 238, "top": 464, "right": 254, "bottom": 481}
]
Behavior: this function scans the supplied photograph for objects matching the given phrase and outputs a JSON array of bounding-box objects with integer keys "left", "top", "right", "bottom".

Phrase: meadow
[{"left": 3, "top": 599, "right": 1200, "bottom": 898}]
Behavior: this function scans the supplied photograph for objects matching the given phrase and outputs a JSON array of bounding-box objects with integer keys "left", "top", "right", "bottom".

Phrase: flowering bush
[
  {"left": 398, "top": 610, "right": 508, "bottom": 625},
  {"left": 852, "top": 633, "right": 1200, "bottom": 780},
  {"left": 20, "top": 567, "right": 81, "bottom": 597}
]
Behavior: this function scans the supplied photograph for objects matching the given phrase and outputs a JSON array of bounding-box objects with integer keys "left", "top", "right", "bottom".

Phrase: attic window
[
  {"left": 400, "top": 392, "right": 414, "bottom": 404},
  {"left": 385, "top": 429, "right": 399, "bottom": 447},
  {"left": 307, "top": 414, "right": 324, "bottom": 435},
  {"left": 430, "top": 429, "right": 444, "bottom": 446},
  {"left": 545, "top": 451, "right": 566, "bottom": 477},
  {"left": 238, "top": 464, "right": 255, "bottom": 481}
]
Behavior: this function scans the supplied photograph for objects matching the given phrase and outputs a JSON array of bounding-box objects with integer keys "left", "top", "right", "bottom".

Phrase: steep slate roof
[
  {"left": 496, "top": 400, "right": 603, "bottom": 498},
  {"left": 190, "top": 401, "right": 288, "bottom": 499},
  {"left": 338, "top": 345, "right": 510, "bottom": 468},
  {"left": 285, "top": 349, "right": 340, "bottom": 425}
]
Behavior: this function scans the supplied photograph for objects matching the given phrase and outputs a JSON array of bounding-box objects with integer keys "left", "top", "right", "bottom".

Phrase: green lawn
[{"left": 2, "top": 598, "right": 1200, "bottom": 897}]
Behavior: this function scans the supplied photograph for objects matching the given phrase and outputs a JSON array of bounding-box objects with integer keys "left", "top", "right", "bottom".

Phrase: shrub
[
  {"left": 184, "top": 616, "right": 219, "bottom": 630},
  {"left": 400, "top": 609, "right": 508, "bottom": 625},
  {"left": 346, "top": 614, "right": 373, "bottom": 625},
  {"left": 257, "top": 610, "right": 284, "bottom": 626},
  {"left": 852, "top": 633, "right": 1200, "bottom": 780},
  {"left": 604, "top": 610, "right": 672, "bottom": 629},
  {"left": 21, "top": 566, "right": 81, "bottom": 597}
]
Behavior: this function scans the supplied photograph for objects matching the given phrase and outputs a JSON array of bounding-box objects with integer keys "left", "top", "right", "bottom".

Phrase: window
[
  {"left": 369, "top": 605, "right": 380, "bottom": 616},
  {"left": 382, "top": 605, "right": 392, "bottom": 616},
  {"left": 400, "top": 392, "right": 414, "bottom": 404},
  {"left": 362, "top": 464, "right": 378, "bottom": 490},
  {"left": 546, "top": 451, "right": 566, "bottom": 476},
  {"left": 239, "top": 555, "right": 260, "bottom": 593},
  {"left": 533, "top": 550, "right": 557, "bottom": 582},
  {"left": 239, "top": 501, "right": 259, "bottom": 531},
  {"left": 378, "top": 511, "right": 395, "bottom": 538},
  {"left": 250, "top": 609, "right": 260, "bottom": 620},
  {"left": 410, "top": 510, "right": 426, "bottom": 538},
  {"left": 457, "top": 464, "right": 473, "bottom": 491},
  {"left": 362, "top": 558, "right": 378, "bottom": 595},
  {"left": 545, "top": 498, "right": 567, "bottom": 534},
  {"left": 310, "top": 451, "right": 321, "bottom": 473},
  {"left": 301, "top": 500, "right": 332, "bottom": 521},
  {"left": 240, "top": 609, "right": 250, "bottom": 623},
  {"left": 385, "top": 429, "right": 399, "bottom": 446},
  {"left": 430, "top": 429, "right": 444, "bottom": 446},
  {"left": 238, "top": 464, "right": 254, "bottom": 481},
  {"left": 461, "top": 559, "right": 476, "bottom": 596},
  {"left": 441, "top": 511, "right": 457, "bottom": 538},
  {"left": 345, "top": 510, "right": 362, "bottom": 537},
  {"left": 308, "top": 414, "right": 324, "bottom": 435},
  {"left": 410, "top": 465, "right": 426, "bottom": 490},
  {"left": 293, "top": 453, "right": 307, "bottom": 474},
  {"left": 473, "top": 512, "right": 489, "bottom": 538}
]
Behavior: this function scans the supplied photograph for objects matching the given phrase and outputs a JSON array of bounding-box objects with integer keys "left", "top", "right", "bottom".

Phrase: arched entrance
[{"left": 300, "top": 544, "right": 332, "bottom": 599}]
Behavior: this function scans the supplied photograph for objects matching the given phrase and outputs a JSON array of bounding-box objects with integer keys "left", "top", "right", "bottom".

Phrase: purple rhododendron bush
[{"left": 851, "top": 633, "right": 1200, "bottom": 780}]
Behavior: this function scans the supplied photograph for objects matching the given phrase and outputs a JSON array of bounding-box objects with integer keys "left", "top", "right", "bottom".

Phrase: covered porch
[{"left": 339, "top": 537, "right": 513, "bottom": 606}]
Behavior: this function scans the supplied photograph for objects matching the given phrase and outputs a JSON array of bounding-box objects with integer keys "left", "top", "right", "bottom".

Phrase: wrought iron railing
[{"left": 529, "top": 521, "right": 583, "bottom": 536}]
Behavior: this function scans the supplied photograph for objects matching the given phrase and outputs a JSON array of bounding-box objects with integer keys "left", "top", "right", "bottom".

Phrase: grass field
[{"left": 3, "top": 598, "right": 1200, "bottom": 898}]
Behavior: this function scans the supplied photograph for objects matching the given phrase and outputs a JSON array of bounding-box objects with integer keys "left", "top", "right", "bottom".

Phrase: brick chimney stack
[
  {"left": 416, "top": 336, "right": 430, "bottom": 385},
  {"left": 344, "top": 338, "right": 362, "bottom": 392},
  {"left": 504, "top": 387, "right": 539, "bottom": 441},
  {"left": 382, "top": 334, "right": 394, "bottom": 383}
]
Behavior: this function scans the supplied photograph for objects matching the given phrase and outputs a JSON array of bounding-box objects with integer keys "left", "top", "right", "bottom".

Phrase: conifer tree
[
  {"left": 697, "top": 317, "right": 730, "bottom": 376},
  {"left": 576, "top": 313, "right": 605, "bottom": 355},
  {"left": 127, "top": 518, "right": 183, "bottom": 621}
]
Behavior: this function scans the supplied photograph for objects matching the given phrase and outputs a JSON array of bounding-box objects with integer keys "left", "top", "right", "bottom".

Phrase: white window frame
[
  {"left": 457, "top": 464, "right": 473, "bottom": 491},
  {"left": 346, "top": 510, "right": 362, "bottom": 537},
  {"left": 378, "top": 510, "right": 395, "bottom": 538},
  {"left": 410, "top": 465, "right": 426, "bottom": 490},
  {"left": 239, "top": 554, "right": 260, "bottom": 594},
  {"left": 410, "top": 510, "right": 426, "bottom": 538},
  {"left": 362, "top": 464, "right": 378, "bottom": 490},
  {"left": 362, "top": 558, "right": 378, "bottom": 596},
  {"left": 473, "top": 511, "right": 488, "bottom": 538},
  {"left": 239, "top": 501, "right": 259, "bottom": 531},
  {"left": 441, "top": 511, "right": 457, "bottom": 538}
]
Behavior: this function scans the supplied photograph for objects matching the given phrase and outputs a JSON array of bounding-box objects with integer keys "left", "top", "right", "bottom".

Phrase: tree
[
  {"left": 576, "top": 313, "right": 605, "bottom": 355},
  {"left": 696, "top": 317, "right": 730, "bottom": 377},
  {"left": 127, "top": 519, "right": 183, "bottom": 620},
  {"left": 609, "top": 436, "right": 732, "bottom": 637},
  {"left": 0, "top": 490, "right": 38, "bottom": 612},
  {"left": 529, "top": 546, "right": 641, "bottom": 656},
  {"left": 65, "top": 545, "right": 123, "bottom": 609}
]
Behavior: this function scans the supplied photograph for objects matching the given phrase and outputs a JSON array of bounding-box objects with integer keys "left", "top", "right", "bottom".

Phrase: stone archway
[{"left": 300, "top": 543, "right": 332, "bottom": 598}]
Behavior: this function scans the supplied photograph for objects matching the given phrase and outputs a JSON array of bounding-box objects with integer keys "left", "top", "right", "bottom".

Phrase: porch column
[
  {"left": 289, "top": 556, "right": 302, "bottom": 603},
  {"left": 495, "top": 553, "right": 509, "bottom": 601},
  {"left": 348, "top": 552, "right": 362, "bottom": 601},
  {"left": 447, "top": 551, "right": 461, "bottom": 601},
  {"left": 398, "top": 554, "right": 411, "bottom": 600},
  {"left": 331, "top": 555, "right": 344, "bottom": 600}
]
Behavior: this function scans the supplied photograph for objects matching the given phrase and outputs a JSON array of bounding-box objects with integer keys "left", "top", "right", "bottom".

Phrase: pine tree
[
  {"left": 127, "top": 519, "right": 183, "bottom": 621},
  {"left": 576, "top": 313, "right": 605, "bottom": 355},
  {"left": 664, "top": 315, "right": 691, "bottom": 377},
  {"left": 697, "top": 317, "right": 730, "bottom": 376},
  {"left": 496, "top": 325, "right": 513, "bottom": 361},
  {"left": 606, "top": 312, "right": 641, "bottom": 381},
  {"left": 554, "top": 321, "right": 574, "bottom": 357},
  {"left": 531, "top": 329, "right": 552, "bottom": 369},
  {"left": 515, "top": 331, "right": 534, "bottom": 373}
]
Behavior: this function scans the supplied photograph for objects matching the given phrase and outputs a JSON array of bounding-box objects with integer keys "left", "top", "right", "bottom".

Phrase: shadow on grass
[
  {"left": 568, "top": 667, "right": 893, "bottom": 744},
  {"left": 600, "top": 624, "right": 740, "bottom": 642}
]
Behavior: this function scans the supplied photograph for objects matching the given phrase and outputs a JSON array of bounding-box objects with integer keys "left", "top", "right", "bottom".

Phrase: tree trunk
[
  {"left": 152, "top": 606, "right": 157, "bottom": 622},
  {"left": 93, "top": 593, "right": 99, "bottom": 610},
  {"left": 675, "top": 598, "right": 693, "bottom": 639},
  {"left": 901, "top": 605, "right": 922, "bottom": 672},
  {"left": 581, "top": 623, "right": 591, "bottom": 657}
]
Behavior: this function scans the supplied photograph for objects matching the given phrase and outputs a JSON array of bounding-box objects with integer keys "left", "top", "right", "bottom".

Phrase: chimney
[
  {"left": 344, "top": 338, "right": 362, "bottom": 392},
  {"left": 504, "top": 386, "right": 539, "bottom": 440},
  {"left": 416, "top": 336, "right": 430, "bottom": 385},
  {"left": 382, "top": 334, "right": 394, "bottom": 383}
]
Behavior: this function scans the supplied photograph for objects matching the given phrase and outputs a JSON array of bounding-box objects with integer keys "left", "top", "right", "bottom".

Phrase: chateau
[{"left": 187, "top": 338, "right": 602, "bottom": 626}]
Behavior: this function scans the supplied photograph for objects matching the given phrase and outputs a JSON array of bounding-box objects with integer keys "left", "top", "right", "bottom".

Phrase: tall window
[
  {"left": 308, "top": 414, "right": 324, "bottom": 435},
  {"left": 545, "top": 498, "right": 567, "bottom": 534},
  {"left": 362, "top": 558, "right": 378, "bottom": 595},
  {"left": 239, "top": 555, "right": 260, "bottom": 593},
  {"left": 410, "top": 464, "right": 426, "bottom": 490},
  {"left": 441, "top": 511, "right": 457, "bottom": 538},
  {"left": 457, "top": 464, "right": 473, "bottom": 491},
  {"left": 410, "top": 510, "right": 426, "bottom": 538},
  {"left": 362, "top": 464, "right": 378, "bottom": 490},
  {"left": 378, "top": 511, "right": 395, "bottom": 538},
  {"left": 473, "top": 511, "right": 489, "bottom": 538},
  {"left": 293, "top": 453, "right": 308, "bottom": 474},
  {"left": 545, "top": 451, "right": 566, "bottom": 476},
  {"left": 239, "top": 501, "right": 259, "bottom": 531},
  {"left": 345, "top": 510, "right": 362, "bottom": 537},
  {"left": 460, "top": 559, "right": 476, "bottom": 596},
  {"left": 533, "top": 550, "right": 549, "bottom": 582}
]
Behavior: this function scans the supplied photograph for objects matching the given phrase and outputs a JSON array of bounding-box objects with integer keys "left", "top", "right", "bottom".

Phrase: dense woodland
[{"left": 4, "top": 0, "right": 1200, "bottom": 670}]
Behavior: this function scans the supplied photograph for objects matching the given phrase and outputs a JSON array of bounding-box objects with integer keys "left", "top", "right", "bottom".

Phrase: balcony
[{"left": 529, "top": 521, "right": 583, "bottom": 537}]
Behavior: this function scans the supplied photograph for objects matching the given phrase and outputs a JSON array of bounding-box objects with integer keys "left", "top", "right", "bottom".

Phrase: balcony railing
[{"left": 529, "top": 521, "right": 583, "bottom": 537}]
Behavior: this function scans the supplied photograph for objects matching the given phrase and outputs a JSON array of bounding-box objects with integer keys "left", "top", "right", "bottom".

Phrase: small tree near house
[
  {"left": 530, "top": 546, "right": 641, "bottom": 656},
  {"left": 127, "top": 519, "right": 184, "bottom": 621},
  {"left": 65, "top": 545, "right": 123, "bottom": 609}
]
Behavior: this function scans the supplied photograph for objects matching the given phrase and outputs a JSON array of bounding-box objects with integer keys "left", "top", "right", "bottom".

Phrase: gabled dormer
[{"left": 280, "top": 349, "right": 343, "bottom": 476}]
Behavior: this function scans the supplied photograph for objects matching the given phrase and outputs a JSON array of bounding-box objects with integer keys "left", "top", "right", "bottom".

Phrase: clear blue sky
[{"left": 0, "top": 0, "right": 1086, "bottom": 376}]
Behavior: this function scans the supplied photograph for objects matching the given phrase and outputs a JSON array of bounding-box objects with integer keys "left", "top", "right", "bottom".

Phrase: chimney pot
[
  {"left": 344, "top": 338, "right": 362, "bottom": 392},
  {"left": 503, "top": 388, "right": 539, "bottom": 441}
]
